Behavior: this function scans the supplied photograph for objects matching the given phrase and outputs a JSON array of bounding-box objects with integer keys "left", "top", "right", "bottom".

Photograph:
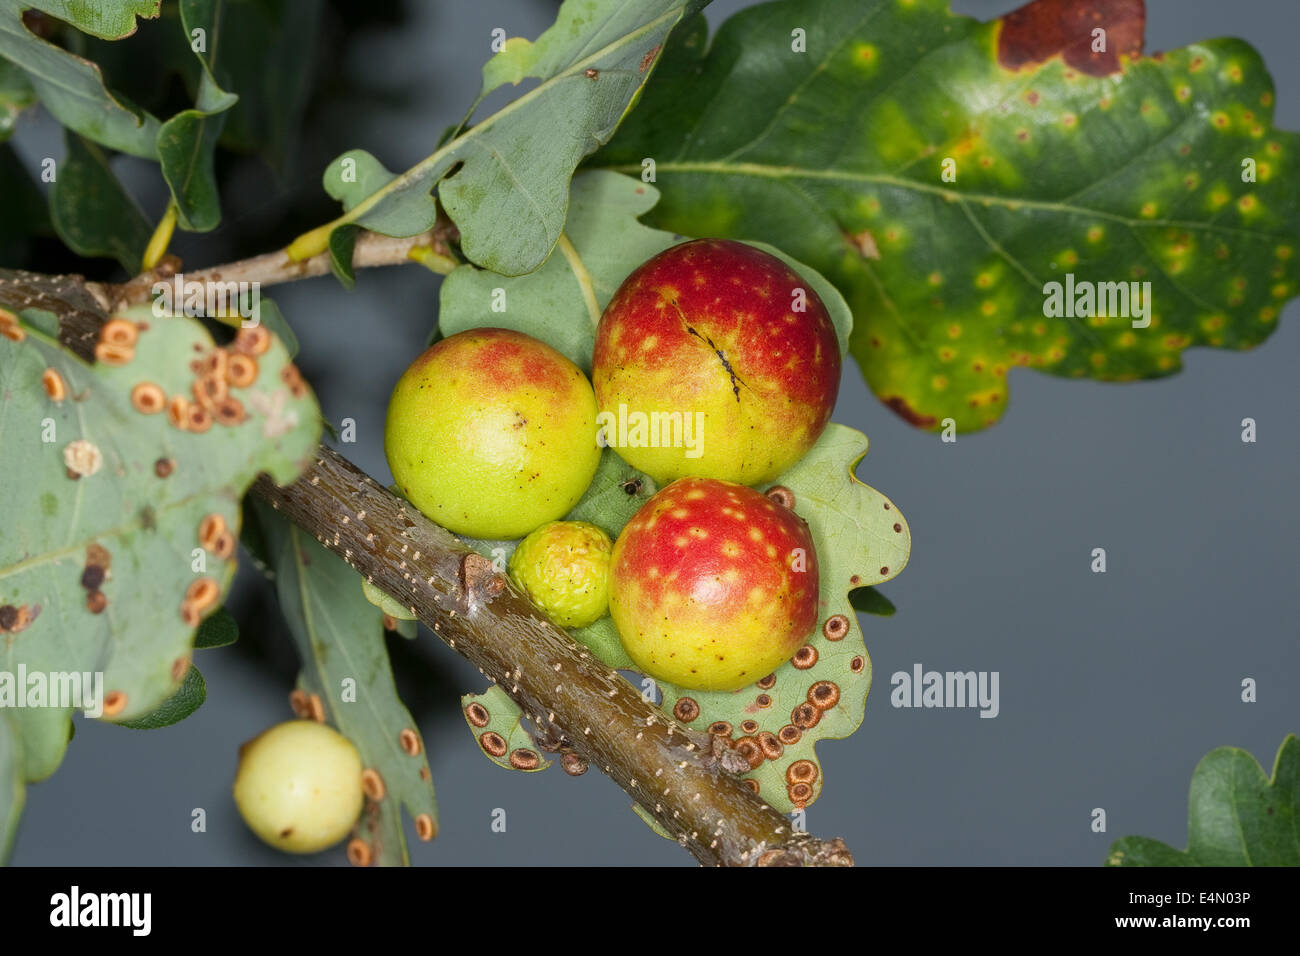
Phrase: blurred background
[{"left": 4, "top": 0, "right": 1297, "bottom": 866}]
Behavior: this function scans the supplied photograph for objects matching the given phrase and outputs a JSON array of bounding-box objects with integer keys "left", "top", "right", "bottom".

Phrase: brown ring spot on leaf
[
  {"left": 0, "top": 323, "right": 24, "bottom": 343},
  {"left": 740, "top": 719, "right": 759, "bottom": 734},
  {"left": 479, "top": 731, "right": 508, "bottom": 757},
  {"left": 823, "top": 614, "right": 850, "bottom": 641},
  {"left": 199, "top": 348, "right": 228, "bottom": 380},
  {"left": 708, "top": 720, "right": 733, "bottom": 737},
  {"left": 185, "top": 577, "right": 219, "bottom": 612},
  {"left": 786, "top": 759, "right": 819, "bottom": 785},
  {"left": 755, "top": 693, "right": 772, "bottom": 708},
  {"left": 102, "top": 691, "right": 127, "bottom": 717},
  {"left": 93, "top": 341, "right": 132, "bottom": 366},
  {"left": 226, "top": 353, "right": 258, "bottom": 388},
  {"left": 465, "top": 702, "right": 490, "bottom": 727},
  {"left": 211, "top": 530, "right": 236, "bottom": 559},
  {"left": 85, "top": 590, "right": 107, "bottom": 614},
  {"left": 791, "top": 644, "right": 818, "bottom": 669},
  {"left": 179, "top": 601, "right": 200, "bottom": 627},
  {"left": 154, "top": 457, "right": 175, "bottom": 478},
  {"left": 166, "top": 396, "right": 190, "bottom": 430},
  {"left": 561, "top": 752, "right": 588, "bottom": 776},
  {"left": 757, "top": 731, "right": 784, "bottom": 760},
  {"left": 234, "top": 325, "right": 271, "bottom": 356},
  {"left": 777, "top": 724, "right": 802, "bottom": 745},
  {"left": 192, "top": 375, "right": 228, "bottom": 410},
  {"left": 849, "top": 655, "right": 866, "bottom": 673},
  {"left": 170, "top": 656, "right": 189, "bottom": 682},
  {"left": 346, "top": 839, "right": 372, "bottom": 867},
  {"left": 742, "top": 778, "right": 760, "bottom": 794},
  {"left": 765, "top": 485, "right": 795, "bottom": 509},
  {"left": 788, "top": 781, "right": 813, "bottom": 807},
  {"left": 791, "top": 702, "right": 821, "bottom": 730},
  {"left": 307, "top": 694, "right": 325, "bottom": 723},
  {"left": 399, "top": 728, "right": 422, "bottom": 756},
  {"left": 732, "top": 737, "right": 764, "bottom": 770},
  {"left": 100, "top": 318, "right": 138, "bottom": 347},
  {"left": 673, "top": 697, "right": 700, "bottom": 722},
  {"left": 41, "top": 368, "right": 66, "bottom": 402},
  {"left": 639, "top": 44, "right": 661, "bottom": 72},
  {"left": 415, "top": 813, "right": 437, "bottom": 841},
  {"left": 280, "top": 364, "right": 302, "bottom": 386},
  {"left": 198, "top": 514, "right": 227, "bottom": 551},
  {"left": 756, "top": 673, "right": 777, "bottom": 690},
  {"left": 508, "top": 748, "right": 541, "bottom": 770},
  {"left": 361, "top": 768, "right": 386, "bottom": 800},
  {"left": 214, "top": 397, "right": 245, "bottom": 426},
  {"left": 187, "top": 404, "right": 213, "bottom": 433},
  {"left": 808, "top": 680, "right": 841, "bottom": 710}
]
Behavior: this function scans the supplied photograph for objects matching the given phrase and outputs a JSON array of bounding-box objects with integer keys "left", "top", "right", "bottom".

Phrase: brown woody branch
[{"left": 0, "top": 267, "right": 854, "bottom": 867}]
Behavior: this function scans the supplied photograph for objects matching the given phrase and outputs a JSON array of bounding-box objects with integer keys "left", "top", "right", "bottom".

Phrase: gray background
[{"left": 7, "top": 0, "right": 1298, "bottom": 866}]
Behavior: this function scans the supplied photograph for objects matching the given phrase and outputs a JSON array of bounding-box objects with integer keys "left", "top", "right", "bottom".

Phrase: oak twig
[{"left": 97, "top": 225, "right": 460, "bottom": 312}]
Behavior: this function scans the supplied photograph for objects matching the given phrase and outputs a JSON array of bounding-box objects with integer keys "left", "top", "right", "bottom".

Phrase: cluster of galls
[{"left": 384, "top": 239, "right": 840, "bottom": 692}]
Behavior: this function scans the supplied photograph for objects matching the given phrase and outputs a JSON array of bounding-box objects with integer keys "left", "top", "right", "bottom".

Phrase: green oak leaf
[
  {"left": 0, "top": 144, "right": 48, "bottom": 260},
  {"left": 0, "top": 0, "right": 162, "bottom": 158},
  {"left": 305, "top": 0, "right": 706, "bottom": 280},
  {"left": 252, "top": 503, "right": 439, "bottom": 866},
  {"left": 439, "top": 170, "right": 678, "bottom": 369},
  {"left": 156, "top": 0, "right": 239, "bottom": 232},
  {"left": 0, "top": 297, "right": 319, "bottom": 784},
  {"left": 116, "top": 665, "right": 206, "bottom": 730},
  {"left": 360, "top": 577, "right": 416, "bottom": 622},
  {"left": 193, "top": 605, "right": 237, "bottom": 648},
  {"left": 50, "top": 132, "right": 152, "bottom": 271},
  {"left": 211, "top": 0, "right": 319, "bottom": 173},
  {"left": 0, "top": 713, "right": 22, "bottom": 864},
  {"left": 1107, "top": 734, "right": 1299, "bottom": 866},
  {"left": 594, "top": 0, "right": 1300, "bottom": 432},
  {"left": 850, "top": 586, "right": 895, "bottom": 617},
  {"left": 461, "top": 684, "right": 552, "bottom": 774},
  {"left": 0, "top": 57, "right": 33, "bottom": 140}
]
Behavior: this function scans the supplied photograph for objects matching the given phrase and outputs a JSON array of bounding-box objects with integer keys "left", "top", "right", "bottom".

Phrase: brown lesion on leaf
[
  {"left": 845, "top": 229, "right": 881, "bottom": 260},
  {"left": 639, "top": 44, "right": 662, "bottom": 73},
  {"left": 997, "top": 0, "right": 1145, "bottom": 78},
  {"left": 882, "top": 396, "right": 938, "bottom": 428},
  {"left": 0, "top": 603, "right": 39, "bottom": 635}
]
